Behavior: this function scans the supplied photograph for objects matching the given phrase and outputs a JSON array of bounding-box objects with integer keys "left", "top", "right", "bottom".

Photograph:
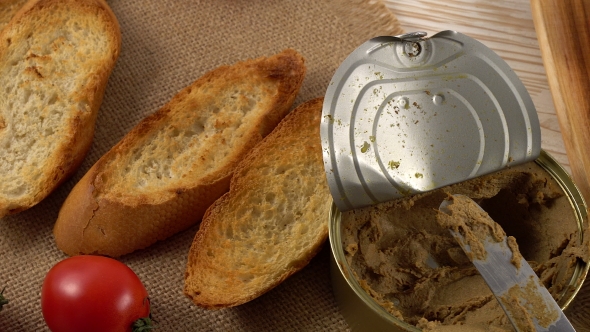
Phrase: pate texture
[
  {"left": 436, "top": 194, "right": 559, "bottom": 331},
  {"left": 436, "top": 194, "right": 507, "bottom": 262},
  {"left": 341, "top": 162, "right": 588, "bottom": 331}
]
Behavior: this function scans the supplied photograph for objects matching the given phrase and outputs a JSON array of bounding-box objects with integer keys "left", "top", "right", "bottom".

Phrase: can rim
[
  {"left": 329, "top": 150, "right": 589, "bottom": 329},
  {"left": 534, "top": 150, "right": 589, "bottom": 310},
  {"left": 328, "top": 203, "right": 421, "bottom": 331}
]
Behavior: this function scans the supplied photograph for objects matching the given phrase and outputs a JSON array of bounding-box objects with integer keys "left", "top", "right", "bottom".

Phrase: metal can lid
[{"left": 322, "top": 31, "right": 541, "bottom": 212}]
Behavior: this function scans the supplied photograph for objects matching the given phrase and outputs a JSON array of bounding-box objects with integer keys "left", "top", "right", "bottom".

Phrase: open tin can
[
  {"left": 323, "top": 31, "right": 589, "bottom": 330},
  {"left": 329, "top": 150, "right": 589, "bottom": 331}
]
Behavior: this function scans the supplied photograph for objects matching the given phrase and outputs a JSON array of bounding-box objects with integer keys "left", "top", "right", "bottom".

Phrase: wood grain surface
[
  {"left": 384, "top": 0, "right": 571, "bottom": 174},
  {"left": 531, "top": 0, "right": 590, "bottom": 205}
]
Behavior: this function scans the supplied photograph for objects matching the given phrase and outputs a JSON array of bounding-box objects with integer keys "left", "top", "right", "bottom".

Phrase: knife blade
[{"left": 438, "top": 194, "right": 575, "bottom": 332}]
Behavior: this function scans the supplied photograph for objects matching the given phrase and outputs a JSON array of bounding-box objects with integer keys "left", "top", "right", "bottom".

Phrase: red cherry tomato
[{"left": 41, "top": 255, "right": 152, "bottom": 332}]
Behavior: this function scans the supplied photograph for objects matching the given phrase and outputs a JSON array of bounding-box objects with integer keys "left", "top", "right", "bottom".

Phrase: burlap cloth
[
  {"left": 3, "top": 0, "right": 590, "bottom": 331},
  {"left": 0, "top": 0, "right": 402, "bottom": 330}
]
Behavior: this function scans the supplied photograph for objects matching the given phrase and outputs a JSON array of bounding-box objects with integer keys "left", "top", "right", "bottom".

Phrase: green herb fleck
[
  {"left": 360, "top": 141, "right": 370, "bottom": 153},
  {"left": 388, "top": 161, "right": 400, "bottom": 169}
]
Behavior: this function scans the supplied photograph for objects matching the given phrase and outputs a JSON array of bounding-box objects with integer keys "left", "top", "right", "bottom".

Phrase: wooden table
[{"left": 384, "top": 0, "right": 570, "bottom": 173}]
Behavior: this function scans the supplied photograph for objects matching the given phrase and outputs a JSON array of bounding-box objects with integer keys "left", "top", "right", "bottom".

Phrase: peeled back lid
[{"left": 321, "top": 30, "right": 541, "bottom": 212}]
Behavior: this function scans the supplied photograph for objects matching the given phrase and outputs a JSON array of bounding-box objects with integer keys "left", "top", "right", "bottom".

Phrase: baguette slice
[
  {"left": 184, "top": 97, "right": 331, "bottom": 309},
  {"left": 54, "top": 49, "right": 306, "bottom": 257},
  {"left": 0, "top": 0, "right": 121, "bottom": 217}
]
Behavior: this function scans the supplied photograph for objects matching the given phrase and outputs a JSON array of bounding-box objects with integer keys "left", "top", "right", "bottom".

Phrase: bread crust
[
  {"left": 53, "top": 49, "right": 306, "bottom": 257},
  {"left": 0, "top": 0, "right": 28, "bottom": 31},
  {"left": 0, "top": 0, "right": 121, "bottom": 217},
  {"left": 183, "top": 98, "right": 331, "bottom": 309}
]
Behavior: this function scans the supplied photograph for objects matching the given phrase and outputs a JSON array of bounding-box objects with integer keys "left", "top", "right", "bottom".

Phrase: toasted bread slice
[
  {"left": 183, "top": 97, "right": 331, "bottom": 309},
  {"left": 0, "top": 0, "right": 121, "bottom": 217},
  {"left": 0, "top": 0, "right": 28, "bottom": 31},
  {"left": 53, "top": 49, "right": 306, "bottom": 257}
]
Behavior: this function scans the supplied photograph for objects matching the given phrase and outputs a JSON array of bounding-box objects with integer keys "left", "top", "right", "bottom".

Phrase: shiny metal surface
[{"left": 322, "top": 31, "right": 541, "bottom": 212}]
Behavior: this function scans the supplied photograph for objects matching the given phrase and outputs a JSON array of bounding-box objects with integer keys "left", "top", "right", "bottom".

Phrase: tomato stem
[
  {"left": 0, "top": 287, "right": 8, "bottom": 312},
  {"left": 132, "top": 316, "right": 156, "bottom": 331},
  {"left": 133, "top": 298, "right": 156, "bottom": 332}
]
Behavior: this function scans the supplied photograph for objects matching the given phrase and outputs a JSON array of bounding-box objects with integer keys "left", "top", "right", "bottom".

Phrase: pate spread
[
  {"left": 436, "top": 194, "right": 508, "bottom": 262},
  {"left": 436, "top": 194, "right": 559, "bottom": 331},
  {"left": 341, "top": 162, "right": 589, "bottom": 331}
]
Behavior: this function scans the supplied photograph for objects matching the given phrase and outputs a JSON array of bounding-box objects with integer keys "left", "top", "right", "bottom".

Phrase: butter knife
[{"left": 438, "top": 194, "right": 575, "bottom": 332}]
